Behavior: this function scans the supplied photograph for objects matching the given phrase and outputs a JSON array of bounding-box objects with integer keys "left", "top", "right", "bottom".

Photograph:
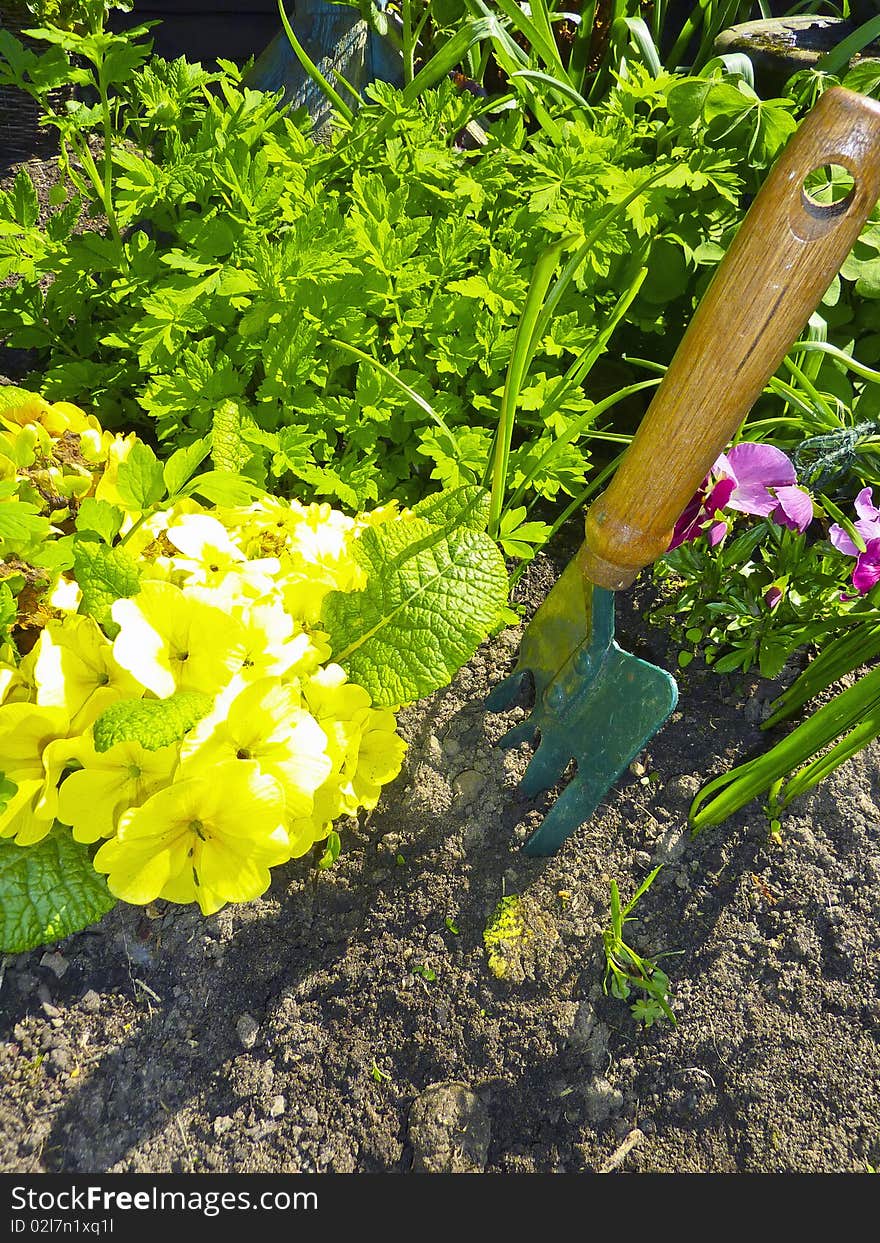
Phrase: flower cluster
[
  {"left": 0, "top": 395, "right": 406, "bottom": 915},
  {"left": 669, "top": 443, "right": 814, "bottom": 551}
]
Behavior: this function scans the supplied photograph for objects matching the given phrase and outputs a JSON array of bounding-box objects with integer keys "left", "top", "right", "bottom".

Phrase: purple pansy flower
[
  {"left": 669, "top": 442, "right": 813, "bottom": 551},
  {"left": 829, "top": 487, "right": 880, "bottom": 595}
]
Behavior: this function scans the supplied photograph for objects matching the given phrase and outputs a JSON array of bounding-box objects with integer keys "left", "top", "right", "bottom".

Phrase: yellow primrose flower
[
  {"left": 0, "top": 704, "right": 73, "bottom": 843},
  {"left": 236, "top": 601, "right": 330, "bottom": 681},
  {"left": 111, "top": 580, "right": 247, "bottom": 698},
  {"left": 39, "top": 401, "right": 101, "bottom": 438},
  {"left": 46, "top": 574, "right": 83, "bottom": 613},
  {"left": 33, "top": 614, "right": 143, "bottom": 731},
  {"left": 92, "top": 761, "right": 290, "bottom": 915},
  {"left": 0, "top": 648, "right": 24, "bottom": 705},
  {"left": 165, "top": 513, "right": 280, "bottom": 602},
  {"left": 350, "top": 706, "right": 407, "bottom": 810},
  {"left": 57, "top": 735, "right": 179, "bottom": 843},
  {"left": 0, "top": 391, "right": 52, "bottom": 431},
  {"left": 291, "top": 664, "right": 374, "bottom": 837},
  {"left": 93, "top": 431, "right": 137, "bottom": 509},
  {"left": 180, "top": 678, "right": 331, "bottom": 820}
]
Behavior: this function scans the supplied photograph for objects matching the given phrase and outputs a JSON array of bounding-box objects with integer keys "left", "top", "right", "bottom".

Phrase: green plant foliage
[
  {"left": 92, "top": 691, "right": 214, "bottom": 752},
  {"left": 0, "top": 22, "right": 760, "bottom": 528},
  {"left": 602, "top": 867, "right": 676, "bottom": 1027},
  {"left": 321, "top": 488, "right": 509, "bottom": 705},
  {"left": 0, "top": 825, "right": 116, "bottom": 953},
  {"left": 652, "top": 519, "right": 858, "bottom": 680}
]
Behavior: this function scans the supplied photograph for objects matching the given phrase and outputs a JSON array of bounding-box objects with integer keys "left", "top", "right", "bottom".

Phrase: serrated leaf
[
  {"left": 92, "top": 691, "right": 213, "bottom": 753},
  {"left": 0, "top": 498, "right": 51, "bottom": 547},
  {"left": 11, "top": 170, "right": 38, "bottom": 230},
  {"left": 322, "top": 517, "right": 508, "bottom": 706},
  {"left": 163, "top": 437, "right": 211, "bottom": 497},
  {"left": 115, "top": 440, "right": 166, "bottom": 511},
  {"left": 72, "top": 536, "right": 140, "bottom": 637},
  {"left": 75, "top": 498, "right": 125, "bottom": 545},
  {"left": 411, "top": 485, "right": 491, "bottom": 532},
  {"left": 0, "top": 825, "right": 116, "bottom": 953}
]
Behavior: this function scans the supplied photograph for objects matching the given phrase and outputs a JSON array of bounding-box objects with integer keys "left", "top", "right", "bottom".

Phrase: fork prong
[
  {"left": 521, "top": 774, "right": 592, "bottom": 856},
  {"left": 484, "top": 667, "right": 531, "bottom": 713},
  {"left": 519, "top": 733, "right": 572, "bottom": 797},
  {"left": 497, "top": 715, "right": 539, "bottom": 750}
]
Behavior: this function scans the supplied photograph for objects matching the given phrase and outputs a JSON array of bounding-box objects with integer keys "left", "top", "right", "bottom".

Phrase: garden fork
[{"left": 488, "top": 86, "right": 880, "bottom": 855}]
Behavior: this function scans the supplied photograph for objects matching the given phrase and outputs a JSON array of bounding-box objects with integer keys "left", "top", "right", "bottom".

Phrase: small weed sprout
[{"left": 602, "top": 867, "right": 677, "bottom": 1027}]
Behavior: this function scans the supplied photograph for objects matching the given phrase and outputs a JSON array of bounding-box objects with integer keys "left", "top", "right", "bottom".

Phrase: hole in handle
[{"left": 801, "top": 163, "right": 856, "bottom": 219}]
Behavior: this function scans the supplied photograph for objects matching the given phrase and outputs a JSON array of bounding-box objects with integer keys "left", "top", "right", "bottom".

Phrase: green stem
[
  {"left": 276, "top": 0, "right": 354, "bottom": 123},
  {"left": 487, "top": 237, "right": 571, "bottom": 538},
  {"left": 402, "top": 0, "right": 415, "bottom": 86}
]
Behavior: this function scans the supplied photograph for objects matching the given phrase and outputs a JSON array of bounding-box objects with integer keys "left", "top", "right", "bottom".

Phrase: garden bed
[
  {"left": 1, "top": 538, "right": 879, "bottom": 1174},
  {"left": 3, "top": 9, "right": 880, "bottom": 1178}
]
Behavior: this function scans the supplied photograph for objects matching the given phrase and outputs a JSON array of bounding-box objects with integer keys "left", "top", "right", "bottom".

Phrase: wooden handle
[{"left": 582, "top": 86, "right": 880, "bottom": 590}]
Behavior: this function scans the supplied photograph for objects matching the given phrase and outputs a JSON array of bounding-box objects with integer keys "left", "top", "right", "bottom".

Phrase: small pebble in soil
[
  {"left": 235, "top": 1014, "right": 260, "bottom": 1050},
  {"left": 40, "top": 952, "right": 69, "bottom": 979}
]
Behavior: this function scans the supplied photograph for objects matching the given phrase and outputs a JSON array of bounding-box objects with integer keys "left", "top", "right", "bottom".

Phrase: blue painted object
[{"left": 246, "top": 0, "right": 402, "bottom": 140}]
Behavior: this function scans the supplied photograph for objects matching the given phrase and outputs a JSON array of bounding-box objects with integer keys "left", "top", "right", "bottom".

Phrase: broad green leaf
[
  {"left": 321, "top": 516, "right": 509, "bottom": 706},
  {"left": 75, "top": 497, "right": 125, "bottom": 545},
  {"left": 92, "top": 691, "right": 213, "bottom": 753},
  {"left": 0, "top": 498, "right": 51, "bottom": 547},
  {"left": 184, "top": 470, "right": 264, "bottom": 506},
  {"left": 411, "top": 486, "right": 491, "bottom": 532},
  {"left": 115, "top": 439, "right": 166, "bottom": 511},
  {"left": 0, "top": 385, "right": 40, "bottom": 414},
  {"left": 163, "top": 437, "right": 211, "bottom": 497},
  {"left": 0, "top": 825, "right": 116, "bottom": 954},
  {"left": 72, "top": 536, "right": 140, "bottom": 637}
]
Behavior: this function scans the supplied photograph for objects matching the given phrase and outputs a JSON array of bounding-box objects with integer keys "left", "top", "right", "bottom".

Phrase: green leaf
[
  {"left": 0, "top": 385, "right": 40, "bottom": 414},
  {"left": 114, "top": 440, "right": 166, "bottom": 511},
  {"left": 72, "top": 536, "right": 140, "bottom": 637},
  {"left": 321, "top": 516, "right": 509, "bottom": 707},
  {"left": 317, "top": 829, "right": 341, "bottom": 870},
  {"left": 163, "top": 437, "right": 211, "bottom": 497},
  {"left": 211, "top": 398, "right": 258, "bottom": 474},
  {"left": 183, "top": 470, "right": 264, "bottom": 506},
  {"left": 0, "top": 825, "right": 116, "bottom": 954},
  {"left": 411, "top": 486, "right": 491, "bottom": 532},
  {"left": 92, "top": 691, "right": 213, "bottom": 753},
  {"left": 11, "top": 170, "right": 38, "bottom": 230},
  {"left": 0, "top": 497, "right": 51, "bottom": 548},
  {"left": 75, "top": 497, "right": 125, "bottom": 545}
]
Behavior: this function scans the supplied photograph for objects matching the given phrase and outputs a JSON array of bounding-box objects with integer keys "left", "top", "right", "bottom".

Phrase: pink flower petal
[
  {"left": 727, "top": 481, "right": 777, "bottom": 517},
  {"left": 772, "top": 485, "right": 813, "bottom": 532},
  {"left": 852, "top": 538, "right": 880, "bottom": 594},
  {"left": 830, "top": 523, "right": 859, "bottom": 557},
  {"left": 764, "top": 586, "right": 783, "bottom": 610},
  {"left": 854, "top": 516, "right": 880, "bottom": 544},
  {"left": 854, "top": 486, "right": 880, "bottom": 524},
  {"left": 725, "top": 442, "right": 796, "bottom": 488},
  {"left": 707, "top": 519, "right": 728, "bottom": 547},
  {"left": 705, "top": 477, "right": 736, "bottom": 513}
]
